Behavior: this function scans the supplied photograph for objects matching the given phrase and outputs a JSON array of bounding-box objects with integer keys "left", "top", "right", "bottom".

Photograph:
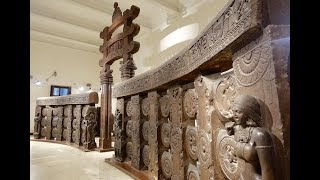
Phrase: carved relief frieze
[{"left": 36, "top": 92, "right": 98, "bottom": 106}]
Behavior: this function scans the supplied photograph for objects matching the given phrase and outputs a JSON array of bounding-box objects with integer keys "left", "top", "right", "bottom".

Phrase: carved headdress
[{"left": 232, "top": 95, "right": 263, "bottom": 127}]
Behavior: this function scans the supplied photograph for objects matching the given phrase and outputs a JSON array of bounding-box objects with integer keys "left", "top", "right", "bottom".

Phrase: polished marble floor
[{"left": 30, "top": 138, "right": 133, "bottom": 180}]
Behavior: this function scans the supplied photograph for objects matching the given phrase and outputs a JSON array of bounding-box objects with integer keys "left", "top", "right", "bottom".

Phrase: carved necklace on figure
[{"left": 234, "top": 126, "right": 254, "bottom": 143}]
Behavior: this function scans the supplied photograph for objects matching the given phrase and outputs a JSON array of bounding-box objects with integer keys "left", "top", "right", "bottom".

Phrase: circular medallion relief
[
  {"left": 198, "top": 130, "right": 212, "bottom": 168},
  {"left": 161, "top": 123, "right": 171, "bottom": 148},
  {"left": 142, "top": 121, "right": 149, "bottom": 142},
  {"left": 159, "top": 96, "right": 170, "bottom": 117},
  {"left": 161, "top": 151, "right": 172, "bottom": 179},
  {"left": 218, "top": 135, "right": 245, "bottom": 180},
  {"left": 126, "top": 120, "right": 133, "bottom": 137},
  {"left": 183, "top": 89, "right": 198, "bottom": 118},
  {"left": 126, "top": 101, "right": 133, "bottom": 117},
  {"left": 185, "top": 125, "right": 198, "bottom": 160},
  {"left": 142, "top": 98, "right": 150, "bottom": 116},
  {"left": 142, "top": 145, "right": 150, "bottom": 166}
]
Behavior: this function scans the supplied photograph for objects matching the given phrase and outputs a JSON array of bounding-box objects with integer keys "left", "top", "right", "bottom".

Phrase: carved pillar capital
[
  {"left": 119, "top": 56, "right": 137, "bottom": 81},
  {"left": 100, "top": 69, "right": 113, "bottom": 84}
]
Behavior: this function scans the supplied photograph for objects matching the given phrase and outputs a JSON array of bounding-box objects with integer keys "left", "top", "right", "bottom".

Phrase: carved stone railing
[
  {"left": 33, "top": 92, "right": 99, "bottom": 151},
  {"left": 109, "top": 0, "right": 289, "bottom": 179}
]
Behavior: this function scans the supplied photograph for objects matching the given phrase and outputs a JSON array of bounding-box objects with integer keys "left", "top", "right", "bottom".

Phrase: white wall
[
  {"left": 30, "top": 40, "right": 101, "bottom": 133},
  {"left": 129, "top": 0, "right": 229, "bottom": 80}
]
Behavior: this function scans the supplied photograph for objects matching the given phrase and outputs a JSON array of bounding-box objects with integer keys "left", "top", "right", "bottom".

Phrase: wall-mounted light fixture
[{"left": 46, "top": 71, "right": 57, "bottom": 82}]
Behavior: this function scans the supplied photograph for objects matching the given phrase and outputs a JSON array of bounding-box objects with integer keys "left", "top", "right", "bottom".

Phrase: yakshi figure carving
[{"left": 225, "top": 95, "right": 275, "bottom": 180}]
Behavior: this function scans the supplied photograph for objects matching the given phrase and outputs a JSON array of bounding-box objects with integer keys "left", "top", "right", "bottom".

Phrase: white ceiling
[{"left": 30, "top": 0, "right": 204, "bottom": 54}]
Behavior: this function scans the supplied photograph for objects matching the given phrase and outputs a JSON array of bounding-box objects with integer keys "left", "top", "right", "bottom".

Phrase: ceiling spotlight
[
  {"left": 35, "top": 81, "right": 41, "bottom": 85},
  {"left": 79, "top": 87, "right": 84, "bottom": 91}
]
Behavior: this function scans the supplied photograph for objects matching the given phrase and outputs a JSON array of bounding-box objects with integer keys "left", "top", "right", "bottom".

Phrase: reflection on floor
[{"left": 30, "top": 139, "right": 133, "bottom": 180}]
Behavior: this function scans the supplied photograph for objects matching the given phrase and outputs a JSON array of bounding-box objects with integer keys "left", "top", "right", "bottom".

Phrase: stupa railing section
[
  {"left": 111, "top": 0, "right": 290, "bottom": 179},
  {"left": 33, "top": 92, "right": 99, "bottom": 152}
]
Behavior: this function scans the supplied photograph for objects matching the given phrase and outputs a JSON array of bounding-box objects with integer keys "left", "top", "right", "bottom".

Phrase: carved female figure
[{"left": 226, "top": 95, "right": 275, "bottom": 180}]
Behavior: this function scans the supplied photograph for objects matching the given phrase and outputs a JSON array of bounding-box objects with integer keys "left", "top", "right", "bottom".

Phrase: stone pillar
[
  {"left": 33, "top": 106, "right": 42, "bottom": 139},
  {"left": 148, "top": 91, "right": 159, "bottom": 178},
  {"left": 168, "top": 86, "right": 184, "bottom": 180},
  {"left": 98, "top": 65, "right": 113, "bottom": 151},
  {"left": 194, "top": 76, "right": 215, "bottom": 180},
  {"left": 131, "top": 95, "right": 142, "bottom": 169}
]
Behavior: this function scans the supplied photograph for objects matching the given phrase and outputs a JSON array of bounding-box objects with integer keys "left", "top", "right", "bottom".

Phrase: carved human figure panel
[
  {"left": 218, "top": 94, "right": 275, "bottom": 180},
  {"left": 34, "top": 106, "right": 42, "bottom": 139},
  {"left": 81, "top": 106, "right": 97, "bottom": 150}
]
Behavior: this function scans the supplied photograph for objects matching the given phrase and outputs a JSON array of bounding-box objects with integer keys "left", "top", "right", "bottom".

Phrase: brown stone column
[
  {"left": 131, "top": 95, "right": 142, "bottom": 169},
  {"left": 148, "top": 91, "right": 159, "bottom": 178},
  {"left": 98, "top": 65, "right": 113, "bottom": 151}
]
